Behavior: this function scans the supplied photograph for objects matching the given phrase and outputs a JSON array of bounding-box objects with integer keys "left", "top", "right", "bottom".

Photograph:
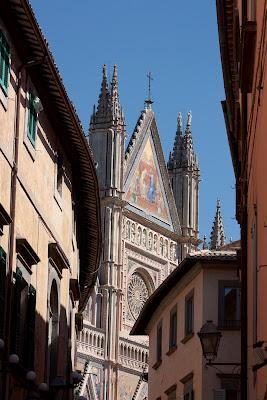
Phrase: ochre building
[{"left": 0, "top": 1, "right": 101, "bottom": 399}]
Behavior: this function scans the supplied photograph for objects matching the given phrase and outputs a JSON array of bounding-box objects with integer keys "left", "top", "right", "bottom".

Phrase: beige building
[
  {"left": 0, "top": 1, "right": 101, "bottom": 399},
  {"left": 131, "top": 251, "right": 241, "bottom": 400}
]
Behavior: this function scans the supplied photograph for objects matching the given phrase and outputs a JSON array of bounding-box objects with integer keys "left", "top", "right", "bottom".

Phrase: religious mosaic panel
[{"left": 125, "top": 137, "right": 169, "bottom": 222}]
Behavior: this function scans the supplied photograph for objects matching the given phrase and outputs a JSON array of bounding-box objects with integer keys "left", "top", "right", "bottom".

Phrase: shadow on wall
[{"left": 1, "top": 276, "right": 75, "bottom": 400}]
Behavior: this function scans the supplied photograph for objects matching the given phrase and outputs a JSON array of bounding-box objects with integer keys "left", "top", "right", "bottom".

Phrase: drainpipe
[
  {"left": 241, "top": 2, "right": 248, "bottom": 399},
  {"left": 3, "top": 58, "right": 44, "bottom": 400},
  {"left": 3, "top": 63, "right": 23, "bottom": 400}
]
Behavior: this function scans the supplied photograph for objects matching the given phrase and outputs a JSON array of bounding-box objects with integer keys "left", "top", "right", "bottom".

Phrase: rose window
[{"left": 128, "top": 273, "right": 149, "bottom": 320}]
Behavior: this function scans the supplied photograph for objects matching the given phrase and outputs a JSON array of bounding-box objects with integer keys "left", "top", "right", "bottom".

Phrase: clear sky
[{"left": 30, "top": 0, "right": 240, "bottom": 243}]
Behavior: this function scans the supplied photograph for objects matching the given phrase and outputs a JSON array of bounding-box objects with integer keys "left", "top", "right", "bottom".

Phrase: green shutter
[
  {"left": 0, "top": 30, "right": 10, "bottom": 92},
  {"left": 27, "top": 92, "right": 37, "bottom": 146},
  {"left": 0, "top": 248, "right": 6, "bottom": 339},
  {"left": 26, "top": 284, "right": 36, "bottom": 368},
  {"left": 11, "top": 267, "right": 22, "bottom": 354}
]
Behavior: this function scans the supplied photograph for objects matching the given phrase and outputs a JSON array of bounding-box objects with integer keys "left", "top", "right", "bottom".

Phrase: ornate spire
[
  {"left": 90, "top": 64, "right": 111, "bottom": 127},
  {"left": 210, "top": 199, "right": 226, "bottom": 250},
  {"left": 110, "top": 65, "right": 123, "bottom": 123}
]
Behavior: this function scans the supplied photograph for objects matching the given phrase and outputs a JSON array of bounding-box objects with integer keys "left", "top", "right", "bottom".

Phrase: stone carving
[{"left": 128, "top": 273, "right": 149, "bottom": 320}]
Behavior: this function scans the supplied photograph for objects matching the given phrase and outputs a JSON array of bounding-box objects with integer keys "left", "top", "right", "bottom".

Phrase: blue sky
[{"left": 30, "top": 0, "right": 240, "bottom": 242}]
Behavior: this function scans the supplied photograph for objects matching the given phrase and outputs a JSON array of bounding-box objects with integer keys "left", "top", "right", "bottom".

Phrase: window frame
[
  {"left": 168, "top": 305, "right": 177, "bottom": 352},
  {"left": 26, "top": 91, "right": 38, "bottom": 148},
  {"left": 218, "top": 280, "right": 241, "bottom": 330},
  {"left": 153, "top": 320, "right": 163, "bottom": 369},
  {"left": 184, "top": 289, "right": 194, "bottom": 338},
  {"left": 0, "top": 29, "right": 11, "bottom": 94}
]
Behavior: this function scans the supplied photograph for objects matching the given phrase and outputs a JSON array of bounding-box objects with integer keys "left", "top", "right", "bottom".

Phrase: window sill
[
  {"left": 0, "top": 84, "right": 8, "bottom": 111},
  {"left": 23, "top": 135, "right": 36, "bottom": 161},
  {"left": 152, "top": 360, "right": 162, "bottom": 370},
  {"left": 181, "top": 333, "right": 194, "bottom": 344},
  {"left": 166, "top": 345, "right": 177, "bottom": 356}
]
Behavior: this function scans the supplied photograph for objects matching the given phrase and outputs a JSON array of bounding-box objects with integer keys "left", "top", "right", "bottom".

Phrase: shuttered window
[
  {"left": 0, "top": 30, "right": 10, "bottom": 93},
  {"left": 0, "top": 247, "right": 6, "bottom": 339},
  {"left": 27, "top": 92, "right": 37, "bottom": 146},
  {"left": 11, "top": 266, "right": 36, "bottom": 368}
]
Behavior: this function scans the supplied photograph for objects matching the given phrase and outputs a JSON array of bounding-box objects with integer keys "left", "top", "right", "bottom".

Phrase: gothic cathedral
[{"left": 76, "top": 66, "right": 200, "bottom": 400}]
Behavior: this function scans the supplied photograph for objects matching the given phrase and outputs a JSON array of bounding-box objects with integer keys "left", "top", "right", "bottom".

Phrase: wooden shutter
[
  {"left": 0, "top": 30, "right": 10, "bottom": 92},
  {"left": 27, "top": 92, "right": 37, "bottom": 145},
  {"left": 213, "top": 389, "right": 226, "bottom": 400},
  {"left": 12, "top": 267, "right": 22, "bottom": 354},
  {"left": 26, "top": 284, "right": 36, "bottom": 368},
  {"left": 0, "top": 248, "right": 6, "bottom": 339}
]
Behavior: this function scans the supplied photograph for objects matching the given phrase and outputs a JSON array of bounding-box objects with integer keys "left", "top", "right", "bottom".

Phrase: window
[
  {"left": 181, "top": 374, "right": 194, "bottom": 400},
  {"left": 169, "top": 305, "right": 177, "bottom": 350},
  {"left": 56, "top": 153, "right": 64, "bottom": 196},
  {"left": 27, "top": 91, "right": 38, "bottom": 146},
  {"left": 157, "top": 320, "right": 162, "bottom": 362},
  {"left": 0, "top": 247, "right": 6, "bottom": 339},
  {"left": 218, "top": 281, "right": 241, "bottom": 329},
  {"left": 0, "top": 30, "right": 10, "bottom": 93},
  {"left": 216, "top": 375, "right": 241, "bottom": 400},
  {"left": 185, "top": 291, "right": 194, "bottom": 337},
  {"left": 12, "top": 264, "right": 36, "bottom": 368},
  {"left": 49, "top": 279, "right": 59, "bottom": 382},
  {"left": 165, "top": 385, "right": 177, "bottom": 400}
]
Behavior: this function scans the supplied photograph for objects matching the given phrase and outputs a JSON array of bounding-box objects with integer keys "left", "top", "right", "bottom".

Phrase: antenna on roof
[{"left": 145, "top": 71, "right": 153, "bottom": 109}]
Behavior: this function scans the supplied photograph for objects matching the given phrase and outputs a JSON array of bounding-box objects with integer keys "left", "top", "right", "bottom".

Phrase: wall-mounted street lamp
[{"left": 197, "top": 320, "right": 241, "bottom": 366}]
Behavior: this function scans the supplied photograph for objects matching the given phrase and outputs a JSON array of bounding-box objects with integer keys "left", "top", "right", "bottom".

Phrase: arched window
[
  {"left": 137, "top": 227, "right": 141, "bottom": 245},
  {"left": 148, "top": 232, "right": 152, "bottom": 250},
  {"left": 160, "top": 237, "right": 164, "bottom": 256}
]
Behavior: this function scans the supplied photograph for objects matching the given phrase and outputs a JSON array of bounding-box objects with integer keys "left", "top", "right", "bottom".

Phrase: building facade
[
  {"left": 0, "top": 1, "right": 101, "bottom": 399},
  {"left": 75, "top": 66, "right": 200, "bottom": 400},
  {"left": 216, "top": 1, "right": 267, "bottom": 399},
  {"left": 131, "top": 251, "right": 241, "bottom": 400}
]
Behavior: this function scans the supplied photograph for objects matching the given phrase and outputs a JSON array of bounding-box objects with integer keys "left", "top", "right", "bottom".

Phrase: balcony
[
  {"left": 77, "top": 326, "right": 105, "bottom": 359},
  {"left": 119, "top": 337, "right": 148, "bottom": 372}
]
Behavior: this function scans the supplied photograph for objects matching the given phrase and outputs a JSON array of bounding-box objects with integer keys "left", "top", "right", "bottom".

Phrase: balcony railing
[
  {"left": 77, "top": 326, "right": 105, "bottom": 359},
  {"left": 118, "top": 337, "right": 148, "bottom": 372}
]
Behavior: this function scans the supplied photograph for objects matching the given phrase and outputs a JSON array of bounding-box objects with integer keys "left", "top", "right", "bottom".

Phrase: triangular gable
[
  {"left": 125, "top": 136, "right": 170, "bottom": 223},
  {"left": 124, "top": 109, "right": 181, "bottom": 234}
]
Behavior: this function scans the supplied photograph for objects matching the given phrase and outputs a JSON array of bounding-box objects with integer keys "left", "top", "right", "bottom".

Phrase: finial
[
  {"left": 112, "top": 64, "right": 118, "bottom": 80},
  {"left": 217, "top": 198, "right": 221, "bottom": 208},
  {"left": 103, "top": 64, "right": 107, "bottom": 79},
  {"left": 202, "top": 235, "right": 208, "bottom": 250},
  {"left": 186, "top": 110, "right": 192, "bottom": 127},
  {"left": 145, "top": 71, "right": 153, "bottom": 108},
  {"left": 177, "top": 112, "right": 182, "bottom": 133}
]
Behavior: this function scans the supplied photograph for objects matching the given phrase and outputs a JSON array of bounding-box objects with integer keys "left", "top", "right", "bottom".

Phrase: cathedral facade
[{"left": 76, "top": 66, "right": 200, "bottom": 400}]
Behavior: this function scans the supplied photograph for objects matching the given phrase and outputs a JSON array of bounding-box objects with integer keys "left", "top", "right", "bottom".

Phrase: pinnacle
[
  {"left": 209, "top": 199, "right": 226, "bottom": 250},
  {"left": 168, "top": 111, "right": 198, "bottom": 170},
  {"left": 90, "top": 64, "right": 124, "bottom": 129}
]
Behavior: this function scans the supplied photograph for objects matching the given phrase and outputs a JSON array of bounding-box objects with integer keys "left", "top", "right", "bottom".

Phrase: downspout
[
  {"left": 241, "top": 2, "right": 248, "bottom": 400},
  {"left": 3, "top": 65, "right": 23, "bottom": 400}
]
